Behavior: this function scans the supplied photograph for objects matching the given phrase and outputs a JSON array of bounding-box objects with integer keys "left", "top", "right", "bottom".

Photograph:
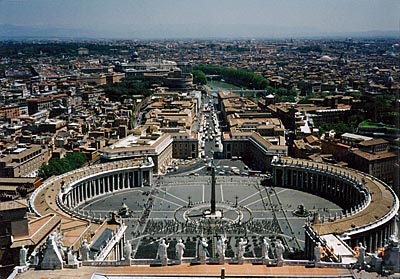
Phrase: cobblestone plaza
[{"left": 77, "top": 175, "right": 342, "bottom": 260}]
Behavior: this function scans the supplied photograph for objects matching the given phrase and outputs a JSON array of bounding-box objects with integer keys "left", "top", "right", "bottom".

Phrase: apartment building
[
  {"left": 0, "top": 144, "right": 50, "bottom": 178},
  {"left": 222, "top": 131, "right": 287, "bottom": 171}
]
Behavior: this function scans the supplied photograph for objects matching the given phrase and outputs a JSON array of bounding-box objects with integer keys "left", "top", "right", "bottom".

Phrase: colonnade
[
  {"left": 349, "top": 222, "right": 395, "bottom": 253},
  {"left": 62, "top": 168, "right": 152, "bottom": 209},
  {"left": 273, "top": 165, "right": 368, "bottom": 211},
  {"left": 272, "top": 157, "right": 398, "bottom": 254}
]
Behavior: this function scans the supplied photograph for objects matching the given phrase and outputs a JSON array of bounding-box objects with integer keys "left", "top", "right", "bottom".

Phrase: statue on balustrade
[
  {"left": 356, "top": 242, "right": 366, "bottom": 270},
  {"left": 19, "top": 245, "right": 28, "bottom": 266},
  {"left": 314, "top": 242, "right": 322, "bottom": 262},
  {"left": 175, "top": 239, "right": 185, "bottom": 263},
  {"left": 157, "top": 239, "right": 169, "bottom": 265},
  {"left": 80, "top": 239, "right": 91, "bottom": 261},
  {"left": 237, "top": 237, "right": 247, "bottom": 261},
  {"left": 274, "top": 239, "right": 285, "bottom": 262},
  {"left": 261, "top": 237, "right": 270, "bottom": 261},
  {"left": 197, "top": 237, "right": 209, "bottom": 263},
  {"left": 124, "top": 240, "right": 132, "bottom": 261},
  {"left": 216, "top": 235, "right": 227, "bottom": 262}
]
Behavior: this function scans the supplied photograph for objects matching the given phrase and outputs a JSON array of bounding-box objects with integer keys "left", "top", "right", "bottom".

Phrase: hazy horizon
[{"left": 0, "top": 0, "right": 399, "bottom": 39}]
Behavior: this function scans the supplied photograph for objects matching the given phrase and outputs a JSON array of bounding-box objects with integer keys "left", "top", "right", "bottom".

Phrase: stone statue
[
  {"left": 356, "top": 242, "right": 366, "bottom": 269},
  {"left": 80, "top": 239, "right": 90, "bottom": 261},
  {"left": 237, "top": 238, "right": 247, "bottom": 260},
  {"left": 19, "top": 245, "right": 28, "bottom": 266},
  {"left": 261, "top": 237, "right": 270, "bottom": 260},
  {"left": 124, "top": 240, "right": 132, "bottom": 260},
  {"left": 157, "top": 239, "right": 169, "bottom": 265},
  {"left": 54, "top": 232, "right": 66, "bottom": 260},
  {"left": 197, "top": 237, "right": 209, "bottom": 260},
  {"left": 275, "top": 239, "right": 285, "bottom": 261},
  {"left": 383, "top": 234, "right": 400, "bottom": 273},
  {"left": 66, "top": 247, "right": 78, "bottom": 265},
  {"left": 216, "top": 235, "right": 226, "bottom": 261},
  {"left": 314, "top": 242, "right": 322, "bottom": 262},
  {"left": 175, "top": 239, "right": 185, "bottom": 263},
  {"left": 29, "top": 250, "right": 40, "bottom": 266},
  {"left": 386, "top": 234, "right": 399, "bottom": 248}
]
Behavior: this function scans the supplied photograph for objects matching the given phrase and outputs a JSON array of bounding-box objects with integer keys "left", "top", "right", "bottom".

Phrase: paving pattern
[{"left": 77, "top": 175, "right": 342, "bottom": 260}]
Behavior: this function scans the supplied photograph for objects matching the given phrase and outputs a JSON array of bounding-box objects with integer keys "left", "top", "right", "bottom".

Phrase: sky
[{"left": 0, "top": 0, "right": 399, "bottom": 39}]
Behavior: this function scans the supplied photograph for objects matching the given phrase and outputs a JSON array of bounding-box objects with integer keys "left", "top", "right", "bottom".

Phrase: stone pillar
[
  {"left": 73, "top": 188, "right": 77, "bottom": 206},
  {"left": 283, "top": 169, "right": 287, "bottom": 186},
  {"left": 299, "top": 171, "right": 303, "bottom": 189},
  {"left": 87, "top": 182, "right": 91, "bottom": 199},
  {"left": 104, "top": 176, "right": 108, "bottom": 193},
  {"left": 79, "top": 185, "right": 83, "bottom": 204},
  {"left": 76, "top": 186, "right": 80, "bottom": 205},
  {"left": 82, "top": 183, "right": 87, "bottom": 201},
  {"left": 96, "top": 179, "right": 100, "bottom": 196},
  {"left": 87, "top": 182, "right": 90, "bottom": 199},
  {"left": 148, "top": 169, "right": 153, "bottom": 186},
  {"left": 369, "top": 235, "right": 373, "bottom": 253}
]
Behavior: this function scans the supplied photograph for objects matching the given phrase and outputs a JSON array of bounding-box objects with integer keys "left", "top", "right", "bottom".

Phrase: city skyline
[{"left": 0, "top": 0, "right": 399, "bottom": 39}]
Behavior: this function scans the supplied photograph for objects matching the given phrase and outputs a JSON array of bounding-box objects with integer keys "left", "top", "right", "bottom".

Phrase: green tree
[
  {"left": 38, "top": 152, "right": 87, "bottom": 180},
  {"left": 194, "top": 64, "right": 269, "bottom": 89},
  {"left": 192, "top": 70, "right": 207, "bottom": 85},
  {"left": 100, "top": 76, "right": 154, "bottom": 101},
  {"left": 319, "top": 121, "right": 355, "bottom": 136}
]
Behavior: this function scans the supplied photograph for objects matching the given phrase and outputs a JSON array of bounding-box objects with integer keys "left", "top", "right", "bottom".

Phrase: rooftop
[
  {"left": 0, "top": 199, "right": 27, "bottom": 211},
  {"left": 14, "top": 263, "right": 353, "bottom": 279}
]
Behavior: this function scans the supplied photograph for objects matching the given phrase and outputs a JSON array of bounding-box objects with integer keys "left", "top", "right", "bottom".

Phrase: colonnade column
[
  {"left": 148, "top": 169, "right": 152, "bottom": 186},
  {"left": 369, "top": 235, "right": 373, "bottom": 253},
  {"left": 130, "top": 172, "right": 135, "bottom": 188}
]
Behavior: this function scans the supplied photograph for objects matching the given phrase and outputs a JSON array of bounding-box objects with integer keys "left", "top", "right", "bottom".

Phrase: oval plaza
[{"left": 29, "top": 151, "right": 398, "bottom": 269}]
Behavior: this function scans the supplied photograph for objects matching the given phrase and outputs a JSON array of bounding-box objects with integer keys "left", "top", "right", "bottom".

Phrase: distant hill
[{"left": 0, "top": 23, "right": 398, "bottom": 40}]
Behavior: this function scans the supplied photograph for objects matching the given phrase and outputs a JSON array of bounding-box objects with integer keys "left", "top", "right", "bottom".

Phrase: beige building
[
  {"left": 171, "top": 132, "right": 198, "bottom": 159},
  {"left": 321, "top": 136, "right": 397, "bottom": 187},
  {"left": 0, "top": 144, "right": 50, "bottom": 178},
  {"left": 226, "top": 114, "right": 285, "bottom": 145},
  {"left": 223, "top": 130, "right": 287, "bottom": 171},
  {"left": 350, "top": 139, "right": 397, "bottom": 185},
  {"left": 101, "top": 129, "right": 199, "bottom": 173}
]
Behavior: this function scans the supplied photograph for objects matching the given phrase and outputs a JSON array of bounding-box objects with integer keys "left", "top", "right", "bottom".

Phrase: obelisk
[{"left": 211, "top": 161, "right": 216, "bottom": 214}]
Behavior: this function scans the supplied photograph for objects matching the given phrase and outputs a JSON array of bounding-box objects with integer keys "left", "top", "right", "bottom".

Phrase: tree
[
  {"left": 319, "top": 121, "right": 355, "bottom": 136},
  {"left": 192, "top": 70, "right": 207, "bottom": 85},
  {"left": 100, "top": 76, "right": 154, "bottom": 101},
  {"left": 38, "top": 152, "right": 87, "bottom": 180},
  {"left": 194, "top": 64, "right": 269, "bottom": 89}
]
